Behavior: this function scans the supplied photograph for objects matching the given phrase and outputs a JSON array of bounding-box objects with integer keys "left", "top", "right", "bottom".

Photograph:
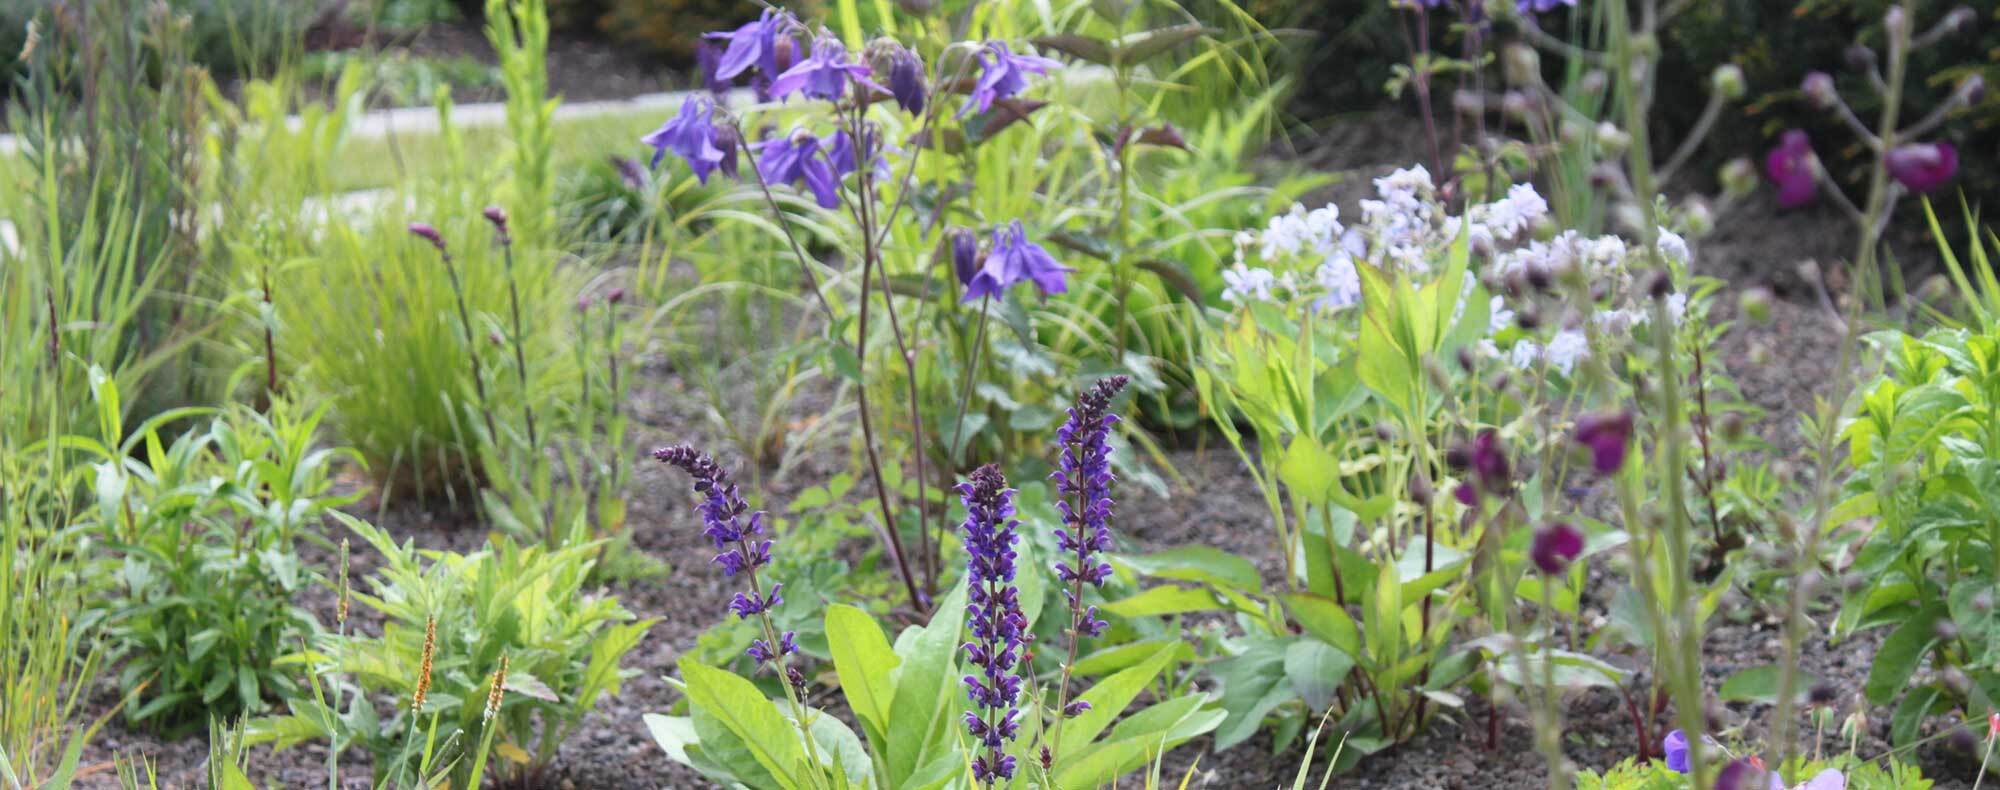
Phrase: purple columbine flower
[
  {"left": 1714, "top": 758, "right": 1787, "bottom": 790},
  {"left": 757, "top": 129, "right": 843, "bottom": 209},
  {"left": 963, "top": 221, "right": 1072, "bottom": 302},
  {"left": 707, "top": 9, "right": 791, "bottom": 82},
  {"left": 1886, "top": 142, "right": 1958, "bottom": 194},
  {"left": 1574, "top": 410, "right": 1634, "bottom": 475},
  {"left": 769, "top": 36, "right": 882, "bottom": 102},
  {"left": 958, "top": 465, "right": 1027, "bottom": 785},
  {"left": 1517, "top": 0, "right": 1575, "bottom": 12},
  {"left": 962, "top": 42, "right": 1061, "bottom": 116},
  {"left": 1664, "top": 729, "right": 1690, "bottom": 772},
  {"left": 641, "top": 96, "right": 739, "bottom": 182},
  {"left": 655, "top": 445, "right": 793, "bottom": 665},
  {"left": 1530, "top": 522, "right": 1584, "bottom": 574},
  {"left": 1764, "top": 130, "right": 1818, "bottom": 209}
]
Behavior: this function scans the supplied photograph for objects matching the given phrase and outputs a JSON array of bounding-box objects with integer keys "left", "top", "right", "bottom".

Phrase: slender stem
[
  {"left": 499, "top": 239, "right": 537, "bottom": 449},
  {"left": 434, "top": 250, "right": 500, "bottom": 448},
  {"left": 1657, "top": 91, "right": 1724, "bottom": 185},
  {"left": 947, "top": 296, "right": 994, "bottom": 466},
  {"left": 1046, "top": 441, "right": 1089, "bottom": 771},
  {"left": 733, "top": 119, "right": 838, "bottom": 320},
  {"left": 743, "top": 552, "right": 828, "bottom": 790}
]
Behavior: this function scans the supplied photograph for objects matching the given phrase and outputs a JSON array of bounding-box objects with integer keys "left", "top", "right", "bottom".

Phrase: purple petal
[{"left": 1886, "top": 142, "right": 1957, "bottom": 194}]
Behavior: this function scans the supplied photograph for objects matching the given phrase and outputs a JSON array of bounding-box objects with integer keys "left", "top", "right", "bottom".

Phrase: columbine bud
[
  {"left": 1502, "top": 44, "right": 1541, "bottom": 86},
  {"left": 1883, "top": 6, "right": 1907, "bottom": 41},
  {"left": 1515, "top": 306, "right": 1542, "bottom": 331},
  {"left": 877, "top": 41, "right": 928, "bottom": 115},
  {"left": 1739, "top": 287, "right": 1773, "bottom": 324},
  {"left": 1596, "top": 122, "right": 1630, "bottom": 156},
  {"left": 1807, "top": 682, "right": 1840, "bottom": 708},
  {"left": 1456, "top": 346, "right": 1478, "bottom": 373},
  {"left": 1802, "top": 71, "right": 1838, "bottom": 109},
  {"left": 606, "top": 287, "right": 626, "bottom": 305},
  {"left": 1844, "top": 44, "right": 1877, "bottom": 73},
  {"left": 1409, "top": 472, "right": 1434, "bottom": 507},
  {"left": 408, "top": 222, "right": 446, "bottom": 252},
  {"left": 1971, "top": 588, "right": 1993, "bottom": 612},
  {"left": 943, "top": 227, "right": 980, "bottom": 288},
  {"left": 1719, "top": 157, "right": 1758, "bottom": 198},
  {"left": 1935, "top": 619, "right": 1961, "bottom": 642},
  {"left": 1941, "top": 667, "right": 1971, "bottom": 695},
  {"left": 1947, "top": 725, "right": 1980, "bottom": 754},
  {"left": 1710, "top": 64, "right": 1745, "bottom": 100}
]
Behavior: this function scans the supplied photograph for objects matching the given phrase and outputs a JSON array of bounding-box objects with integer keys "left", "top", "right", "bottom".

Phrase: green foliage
[
  {"left": 649, "top": 589, "right": 1220, "bottom": 788},
  {"left": 1834, "top": 319, "right": 2000, "bottom": 742},
  {"left": 253, "top": 514, "right": 652, "bottom": 787},
  {"left": 75, "top": 376, "right": 357, "bottom": 730}
]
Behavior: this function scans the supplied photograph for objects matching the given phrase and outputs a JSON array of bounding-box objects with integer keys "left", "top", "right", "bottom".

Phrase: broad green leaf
[
  {"left": 1282, "top": 593, "right": 1360, "bottom": 656},
  {"left": 885, "top": 584, "right": 966, "bottom": 787},
  {"left": 678, "top": 658, "right": 805, "bottom": 790},
  {"left": 1102, "top": 584, "right": 1220, "bottom": 619},
  {"left": 1866, "top": 607, "right": 1942, "bottom": 705},
  {"left": 1119, "top": 546, "right": 1259, "bottom": 590},
  {"left": 1213, "top": 636, "right": 1293, "bottom": 749},
  {"left": 1057, "top": 641, "right": 1178, "bottom": 753},
  {"left": 1054, "top": 694, "right": 1224, "bottom": 787},
  {"left": 1283, "top": 639, "right": 1355, "bottom": 712},
  {"left": 826, "top": 604, "right": 899, "bottom": 746},
  {"left": 1278, "top": 440, "right": 1338, "bottom": 505}
]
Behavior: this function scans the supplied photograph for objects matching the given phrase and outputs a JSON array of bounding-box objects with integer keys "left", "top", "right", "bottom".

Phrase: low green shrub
[{"left": 252, "top": 514, "right": 652, "bottom": 787}]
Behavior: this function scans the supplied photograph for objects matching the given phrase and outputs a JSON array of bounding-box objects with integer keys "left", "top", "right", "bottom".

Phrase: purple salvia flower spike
[{"left": 958, "top": 465, "right": 1026, "bottom": 785}]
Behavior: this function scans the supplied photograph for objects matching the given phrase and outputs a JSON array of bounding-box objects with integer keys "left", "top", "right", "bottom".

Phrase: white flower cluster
[
  {"left": 1223, "top": 166, "right": 1548, "bottom": 311},
  {"left": 1221, "top": 164, "right": 1697, "bottom": 379}
]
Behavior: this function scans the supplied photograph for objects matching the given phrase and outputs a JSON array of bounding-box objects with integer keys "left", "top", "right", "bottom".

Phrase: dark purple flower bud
[
  {"left": 1062, "top": 700, "right": 1093, "bottom": 717},
  {"left": 1885, "top": 142, "right": 1958, "bottom": 194},
  {"left": 606, "top": 287, "right": 626, "bottom": 305},
  {"left": 408, "top": 222, "right": 446, "bottom": 252},
  {"left": 1764, "top": 130, "right": 1818, "bottom": 209},
  {"left": 642, "top": 96, "right": 737, "bottom": 184},
  {"left": 1531, "top": 522, "right": 1584, "bottom": 574},
  {"left": 769, "top": 36, "right": 883, "bottom": 102},
  {"left": 756, "top": 129, "right": 842, "bottom": 209},
  {"left": 482, "top": 205, "right": 509, "bottom": 239},
  {"left": 884, "top": 44, "right": 928, "bottom": 114},
  {"left": 963, "top": 221, "right": 1072, "bottom": 302},
  {"left": 962, "top": 42, "right": 1060, "bottom": 117},
  {"left": 1574, "top": 410, "right": 1634, "bottom": 475},
  {"left": 576, "top": 294, "right": 594, "bottom": 312},
  {"left": 943, "top": 227, "right": 981, "bottom": 289}
]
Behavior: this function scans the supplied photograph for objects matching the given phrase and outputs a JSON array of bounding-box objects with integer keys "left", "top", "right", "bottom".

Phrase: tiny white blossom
[
  {"left": 1545, "top": 329, "right": 1589, "bottom": 375},
  {"left": 1222, "top": 263, "right": 1278, "bottom": 305},
  {"left": 1488, "top": 295, "right": 1516, "bottom": 334},
  {"left": 1656, "top": 230, "right": 1690, "bottom": 267},
  {"left": 1313, "top": 254, "right": 1362, "bottom": 311},
  {"left": 1509, "top": 341, "right": 1543, "bottom": 370}
]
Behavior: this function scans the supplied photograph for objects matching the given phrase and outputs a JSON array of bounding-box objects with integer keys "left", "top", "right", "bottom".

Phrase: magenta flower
[
  {"left": 1574, "top": 410, "right": 1634, "bottom": 475},
  {"left": 1447, "top": 430, "right": 1512, "bottom": 506},
  {"left": 407, "top": 222, "right": 446, "bottom": 252},
  {"left": 962, "top": 42, "right": 1060, "bottom": 116},
  {"left": 963, "top": 221, "right": 1072, "bottom": 302},
  {"left": 1764, "top": 130, "right": 1818, "bottom": 209},
  {"left": 1886, "top": 142, "right": 1958, "bottom": 194},
  {"left": 769, "top": 36, "right": 882, "bottom": 102},
  {"left": 641, "top": 96, "right": 738, "bottom": 182},
  {"left": 1531, "top": 522, "right": 1583, "bottom": 574},
  {"left": 756, "top": 130, "right": 843, "bottom": 209}
]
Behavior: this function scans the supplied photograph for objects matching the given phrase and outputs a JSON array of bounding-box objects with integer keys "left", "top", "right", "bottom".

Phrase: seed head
[
  {"left": 335, "top": 538, "right": 351, "bottom": 627},
  {"left": 413, "top": 615, "right": 437, "bottom": 711},
  {"left": 484, "top": 655, "right": 510, "bottom": 723}
]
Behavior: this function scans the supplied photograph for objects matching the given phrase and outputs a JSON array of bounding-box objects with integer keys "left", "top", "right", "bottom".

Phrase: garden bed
[{"left": 73, "top": 249, "right": 1983, "bottom": 788}]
